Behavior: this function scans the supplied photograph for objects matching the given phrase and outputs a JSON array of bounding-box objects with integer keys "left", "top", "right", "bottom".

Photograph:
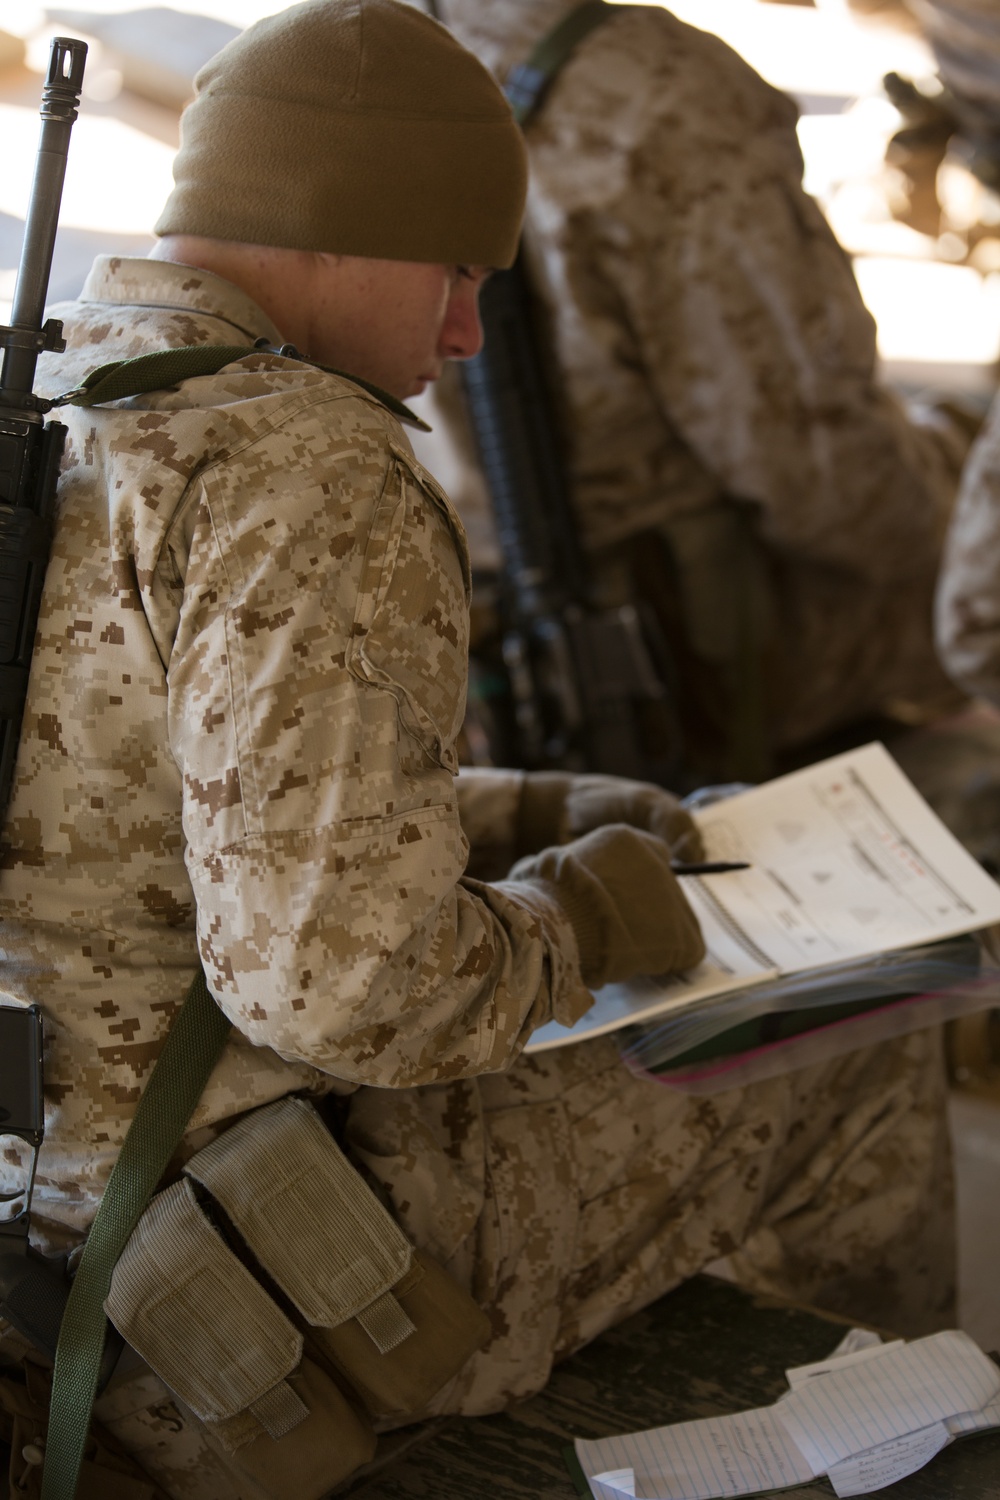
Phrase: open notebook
[{"left": 527, "top": 742, "right": 1000, "bottom": 1053}]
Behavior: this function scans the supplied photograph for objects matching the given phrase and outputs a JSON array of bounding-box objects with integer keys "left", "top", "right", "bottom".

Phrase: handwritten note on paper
[
  {"left": 575, "top": 1405, "right": 817, "bottom": 1500},
  {"left": 825, "top": 1425, "right": 952, "bottom": 1497},
  {"left": 574, "top": 1327, "right": 1000, "bottom": 1500},
  {"left": 776, "top": 1330, "right": 1000, "bottom": 1470}
]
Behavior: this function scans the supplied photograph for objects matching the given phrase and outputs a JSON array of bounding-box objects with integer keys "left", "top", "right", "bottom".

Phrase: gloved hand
[
  {"left": 509, "top": 823, "right": 706, "bottom": 989},
  {"left": 516, "top": 771, "right": 703, "bottom": 862}
]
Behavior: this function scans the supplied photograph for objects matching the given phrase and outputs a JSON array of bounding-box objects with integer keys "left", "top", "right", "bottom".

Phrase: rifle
[
  {"left": 0, "top": 37, "right": 111, "bottom": 1372},
  {"left": 455, "top": 0, "right": 682, "bottom": 784},
  {"left": 0, "top": 37, "right": 87, "bottom": 817},
  {"left": 461, "top": 249, "right": 682, "bottom": 785}
]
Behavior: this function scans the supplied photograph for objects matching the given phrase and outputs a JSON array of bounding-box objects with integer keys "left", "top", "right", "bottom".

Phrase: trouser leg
[
  {"left": 552, "top": 1027, "right": 954, "bottom": 1359},
  {"left": 723, "top": 1026, "right": 955, "bottom": 1335},
  {"left": 348, "top": 1027, "right": 953, "bottom": 1417}
]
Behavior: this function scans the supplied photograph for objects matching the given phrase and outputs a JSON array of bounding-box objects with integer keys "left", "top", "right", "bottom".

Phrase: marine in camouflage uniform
[
  {"left": 0, "top": 3, "right": 955, "bottom": 1494},
  {"left": 416, "top": 0, "right": 970, "bottom": 779},
  {"left": 937, "top": 392, "right": 1000, "bottom": 702},
  {"left": 907, "top": 0, "right": 1000, "bottom": 185}
]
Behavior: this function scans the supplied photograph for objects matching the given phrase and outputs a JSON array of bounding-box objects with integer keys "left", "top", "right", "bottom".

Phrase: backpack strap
[{"left": 504, "top": 0, "right": 640, "bottom": 125}]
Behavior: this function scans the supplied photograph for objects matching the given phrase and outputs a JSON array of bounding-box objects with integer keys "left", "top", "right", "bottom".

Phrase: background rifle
[
  {"left": 0, "top": 37, "right": 104, "bottom": 1370},
  {"left": 460, "top": 252, "right": 682, "bottom": 783}
]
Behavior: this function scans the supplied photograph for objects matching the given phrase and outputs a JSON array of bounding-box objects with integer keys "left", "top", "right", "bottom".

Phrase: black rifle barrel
[
  {"left": 2, "top": 37, "right": 88, "bottom": 401},
  {"left": 0, "top": 38, "right": 87, "bottom": 818},
  {"left": 462, "top": 254, "right": 591, "bottom": 619}
]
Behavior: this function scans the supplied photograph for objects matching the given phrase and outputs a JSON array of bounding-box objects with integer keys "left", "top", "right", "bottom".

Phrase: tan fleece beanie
[{"left": 154, "top": 0, "right": 527, "bottom": 268}]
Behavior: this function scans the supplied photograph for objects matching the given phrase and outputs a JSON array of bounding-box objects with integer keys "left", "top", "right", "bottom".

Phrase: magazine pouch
[
  {"left": 105, "top": 1175, "right": 375, "bottom": 1500},
  {"left": 185, "top": 1096, "right": 490, "bottom": 1419}
]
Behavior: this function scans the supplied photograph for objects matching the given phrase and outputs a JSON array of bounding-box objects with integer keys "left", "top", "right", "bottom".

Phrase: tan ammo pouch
[
  {"left": 106, "top": 1097, "right": 487, "bottom": 1496},
  {"left": 105, "top": 1174, "right": 374, "bottom": 1499},
  {"left": 183, "top": 1096, "right": 489, "bottom": 1419}
]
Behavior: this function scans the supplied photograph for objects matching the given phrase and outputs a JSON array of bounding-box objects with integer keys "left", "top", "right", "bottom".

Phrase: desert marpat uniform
[
  {"left": 420, "top": 0, "right": 968, "bottom": 763},
  {"left": 0, "top": 254, "right": 588, "bottom": 1260},
  {"left": 937, "top": 393, "right": 1000, "bottom": 703},
  {"left": 0, "top": 261, "right": 953, "bottom": 1472}
]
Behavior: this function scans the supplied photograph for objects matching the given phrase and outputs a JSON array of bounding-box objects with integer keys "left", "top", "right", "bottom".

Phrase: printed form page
[{"left": 527, "top": 743, "right": 1000, "bottom": 1052}]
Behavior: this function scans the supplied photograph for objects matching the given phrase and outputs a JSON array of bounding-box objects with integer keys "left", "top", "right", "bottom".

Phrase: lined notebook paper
[
  {"left": 575, "top": 1328, "right": 1000, "bottom": 1500},
  {"left": 776, "top": 1329, "right": 998, "bottom": 1470}
]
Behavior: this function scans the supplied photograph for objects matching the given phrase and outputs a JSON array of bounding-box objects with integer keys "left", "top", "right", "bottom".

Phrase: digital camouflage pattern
[
  {"left": 0, "top": 255, "right": 587, "bottom": 1257},
  {"left": 419, "top": 0, "right": 968, "bottom": 758},
  {"left": 906, "top": 0, "right": 1000, "bottom": 140},
  {"left": 937, "top": 391, "right": 1000, "bottom": 703},
  {"left": 0, "top": 258, "right": 955, "bottom": 1495}
]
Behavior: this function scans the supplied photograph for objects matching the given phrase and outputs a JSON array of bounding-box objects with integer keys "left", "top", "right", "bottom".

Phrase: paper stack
[
  {"left": 528, "top": 743, "right": 1000, "bottom": 1056},
  {"left": 574, "top": 1327, "right": 1000, "bottom": 1499}
]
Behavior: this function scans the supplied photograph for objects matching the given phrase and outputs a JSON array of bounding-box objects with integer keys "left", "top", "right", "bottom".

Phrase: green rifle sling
[
  {"left": 56, "top": 342, "right": 429, "bottom": 428},
  {"left": 41, "top": 968, "right": 232, "bottom": 1500}
]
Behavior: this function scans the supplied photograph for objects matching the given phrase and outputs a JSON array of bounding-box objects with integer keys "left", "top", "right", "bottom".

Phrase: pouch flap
[
  {"left": 106, "top": 1176, "right": 303, "bottom": 1424},
  {"left": 185, "top": 1097, "right": 412, "bottom": 1327}
]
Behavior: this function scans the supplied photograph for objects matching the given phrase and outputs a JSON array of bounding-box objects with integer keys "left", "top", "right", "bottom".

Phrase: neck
[{"left": 150, "top": 236, "right": 317, "bottom": 349}]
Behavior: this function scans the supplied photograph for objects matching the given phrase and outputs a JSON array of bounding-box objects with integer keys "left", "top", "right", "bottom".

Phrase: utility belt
[{"left": 2, "top": 1093, "right": 488, "bottom": 1500}]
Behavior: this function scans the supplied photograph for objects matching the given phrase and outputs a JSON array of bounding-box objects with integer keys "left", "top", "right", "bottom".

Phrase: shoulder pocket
[{"left": 348, "top": 445, "right": 471, "bottom": 772}]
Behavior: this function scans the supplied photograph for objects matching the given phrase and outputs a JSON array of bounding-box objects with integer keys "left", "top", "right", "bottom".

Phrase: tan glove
[
  {"left": 516, "top": 771, "right": 704, "bottom": 862},
  {"left": 509, "top": 824, "right": 706, "bottom": 989}
]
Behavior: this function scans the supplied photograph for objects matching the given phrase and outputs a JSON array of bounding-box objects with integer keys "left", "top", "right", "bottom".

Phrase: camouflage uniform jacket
[
  {"left": 0, "top": 256, "right": 587, "bottom": 1255},
  {"left": 427, "top": 0, "right": 966, "bottom": 751},
  {"left": 936, "top": 391, "right": 1000, "bottom": 704}
]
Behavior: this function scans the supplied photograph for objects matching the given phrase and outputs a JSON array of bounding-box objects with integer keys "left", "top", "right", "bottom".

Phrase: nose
[{"left": 440, "top": 281, "right": 484, "bottom": 362}]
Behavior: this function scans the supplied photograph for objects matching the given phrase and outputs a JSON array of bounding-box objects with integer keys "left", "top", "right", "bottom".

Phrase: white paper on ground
[
  {"left": 785, "top": 1338, "right": 903, "bottom": 1386},
  {"left": 576, "top": 1405, "right": 817, "bottom": 1500},
  {"left": 576, "top": 1328, "right": 1000, "bottom": 1500},
  {"left": 825, "top": 1424, "right": 952, "bottom": 1497},
  {"left": 947, "top": 1393, "right": 1000, "bottom": 1435},
  {"left": 776, "top": 1329, "right": 1000, "bottom": 1470},
  {"left": 827, "top": 1328, "right": 885, "bottom": 1359},
  {"left": 591, "top": 1470, "right": 637, "bottom": 1497}
]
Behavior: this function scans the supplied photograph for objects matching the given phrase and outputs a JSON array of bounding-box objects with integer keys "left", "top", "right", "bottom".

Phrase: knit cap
[{"left": 154, "top": 0, "right": 527, "bottom": 268}]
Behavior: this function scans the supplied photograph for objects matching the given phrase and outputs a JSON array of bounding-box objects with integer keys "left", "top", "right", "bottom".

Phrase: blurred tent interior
[
  {"left": 1, "top": 0, "right": 1000, "bottom": 1348},
  {"left": 3, "top": 0, "right": 1000, "bottom": 392}
]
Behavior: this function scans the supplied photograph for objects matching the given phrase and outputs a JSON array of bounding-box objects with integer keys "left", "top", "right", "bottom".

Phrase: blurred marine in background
[{"left": 414, "top": 0, "right": 974, "bottom": 785}]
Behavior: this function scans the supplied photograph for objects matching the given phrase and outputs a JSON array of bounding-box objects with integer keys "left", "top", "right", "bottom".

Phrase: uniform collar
[{"left": 79, "top": 256, "right": 285, "bottom": 347}]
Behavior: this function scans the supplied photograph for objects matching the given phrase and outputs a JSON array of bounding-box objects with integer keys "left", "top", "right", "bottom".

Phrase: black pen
[{"left": 671, "top": 861, "right": 750, "bottom": 876}]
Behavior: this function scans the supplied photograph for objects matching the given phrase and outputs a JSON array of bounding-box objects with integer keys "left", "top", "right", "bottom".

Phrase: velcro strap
[
  {"left": 248, "top": 1379, "right": 310, "bottom": 1441},
  {"left": 185, "top": 1097, "right": 413, "bottom": 1329},
  {"left": 105, "top": 1177, "right": 304, "bottom": 1427},
  {"left": 355, "top": 1290, "right": 417, "bottom": 1355}
]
